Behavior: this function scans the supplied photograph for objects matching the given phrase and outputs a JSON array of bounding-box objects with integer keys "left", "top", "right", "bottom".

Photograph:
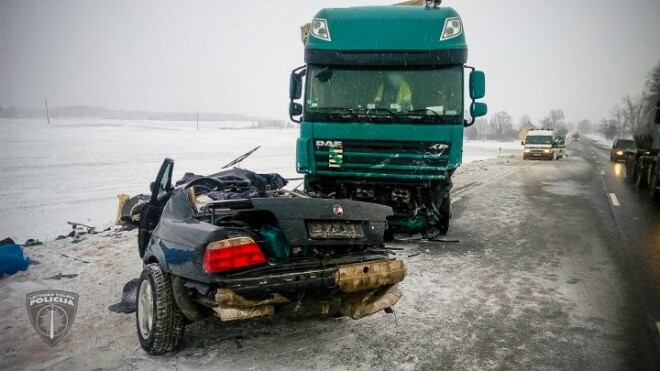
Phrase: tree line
[
  {"left": 598, "top": 61, "right": 660, "bottom": 139},
  {"left": 465, "top": 108, "right": 590, "bottom": 142}
]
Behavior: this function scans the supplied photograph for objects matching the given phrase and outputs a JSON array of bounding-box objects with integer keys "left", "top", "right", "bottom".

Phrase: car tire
[{"left": 136, "top": 263, "right": 185, "bottom": 355}]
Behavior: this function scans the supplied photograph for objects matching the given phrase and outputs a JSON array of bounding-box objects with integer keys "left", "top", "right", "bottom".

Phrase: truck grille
[{"left": 314, "top": 139, "right": 449, "bottom": 178}]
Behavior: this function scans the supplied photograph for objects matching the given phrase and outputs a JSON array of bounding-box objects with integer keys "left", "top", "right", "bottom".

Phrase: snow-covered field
[{"left": 0, "top": 118, "right": 522, "bottom": 241}]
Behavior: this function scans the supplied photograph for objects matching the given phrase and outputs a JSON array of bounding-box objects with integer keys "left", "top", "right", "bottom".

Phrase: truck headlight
[
  {"left": 523, "top": 149, "right": 531, "bottom": 153},
  {"left": 616, "top": 151, "right": 624, "bottom": 155},
  {"left": 543, "top": 149, "right": 551, "bottom": 153},
  {"left": 440, "top": 17, "right": 463, "bottom": 41},
  {"left": 310, "top": 18, "right": 331, "bottom": 41}
]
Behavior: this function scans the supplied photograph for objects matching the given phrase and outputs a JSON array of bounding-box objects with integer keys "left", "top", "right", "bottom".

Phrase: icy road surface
[
  {"left": 0, "top": 118, "right": 521, "bottom": 241},
  {"left": 1, "top": 141, "right": 657, "bottom": 370}
]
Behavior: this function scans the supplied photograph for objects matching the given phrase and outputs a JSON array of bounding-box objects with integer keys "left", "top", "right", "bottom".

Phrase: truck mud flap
[{"left": 335, "top": 259, "right": 406, "bottom": 293}]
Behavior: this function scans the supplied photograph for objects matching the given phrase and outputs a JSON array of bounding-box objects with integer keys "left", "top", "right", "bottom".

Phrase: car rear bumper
[{"left": 198, "top": 259, "right": 407, "bottom": 321}]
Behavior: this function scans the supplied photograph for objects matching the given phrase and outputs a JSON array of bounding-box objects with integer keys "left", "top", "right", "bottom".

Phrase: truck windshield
[
  {"left": 526, "top": 136, "right": 553, "bottom": 145},
  {"left": 304, "top": 65, "right": 463, "bottom": 124}
]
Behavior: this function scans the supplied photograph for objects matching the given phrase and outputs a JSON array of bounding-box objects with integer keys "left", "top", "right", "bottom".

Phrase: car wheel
[{"left": 136, "top": 263, "right": 185, "bottom": 354}]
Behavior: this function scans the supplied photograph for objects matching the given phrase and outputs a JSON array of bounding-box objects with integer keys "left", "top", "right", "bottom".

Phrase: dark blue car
[{"left": 135, "top": 159, "right": 406, "bottom": 354}]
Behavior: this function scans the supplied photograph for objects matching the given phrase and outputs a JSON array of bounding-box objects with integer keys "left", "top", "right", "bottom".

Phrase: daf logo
[
  {"left": 429, "top": 143, "right": 449, "bottom": 150},
  {"left": 333, "top": 204, "right": 344, "bottom": 216},
  {"left": 316, "top": 140, "right": 343, "bottom": 148}
]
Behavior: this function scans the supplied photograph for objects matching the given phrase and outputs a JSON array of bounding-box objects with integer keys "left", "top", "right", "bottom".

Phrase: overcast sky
[{"left": 1, "top": 0, "right": 659, "bottom": 124}]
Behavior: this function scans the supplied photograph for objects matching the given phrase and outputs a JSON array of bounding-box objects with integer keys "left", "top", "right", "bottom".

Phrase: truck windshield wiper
[
  {"left": 314, "top": 107, "right": 359, "bottom": 120},
  {"left": 395, "top": 109, "right": 446, "bottom": 123}
]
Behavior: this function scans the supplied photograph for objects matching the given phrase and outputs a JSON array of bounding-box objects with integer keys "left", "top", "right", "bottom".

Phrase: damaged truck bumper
[{"left": 210, "top": 258, "right": 406, "bottom": 321}]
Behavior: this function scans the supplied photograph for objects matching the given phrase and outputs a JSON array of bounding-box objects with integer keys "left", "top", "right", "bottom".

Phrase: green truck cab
[{"left": 289, "top": 4, "right": 486, "bottom": 236}]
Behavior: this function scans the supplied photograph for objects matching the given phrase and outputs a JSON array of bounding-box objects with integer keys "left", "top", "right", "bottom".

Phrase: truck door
[{"left": 138, "top": 158, "right": 174, "bottom": 258}]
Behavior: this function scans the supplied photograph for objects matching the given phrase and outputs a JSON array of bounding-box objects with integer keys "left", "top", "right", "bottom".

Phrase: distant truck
[
  {"left": 522, "top": 129, "right": 565, "bottom": 160},
  {"left": 288, "top": 3, "right": 487, "bottom": 235},
  {"left": 572, "top": 132, "right": 580, "bottom": 141},
  {"left": 624, "top": 101, "right": 660, "bottom": 197}
]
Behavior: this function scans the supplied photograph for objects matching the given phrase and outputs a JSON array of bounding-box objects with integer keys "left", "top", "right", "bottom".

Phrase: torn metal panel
[
  {"left": 214, "top": 305, "right": 274, "bottom": 321},
  {"left": 340, "top": 284, "right": 402, "bottom": 319},
  {"left": 215, "top": 289, "right": 289, "bottom": 308},
  {"left": 335, "top": 259, "right": 406, "bottom": 293}
]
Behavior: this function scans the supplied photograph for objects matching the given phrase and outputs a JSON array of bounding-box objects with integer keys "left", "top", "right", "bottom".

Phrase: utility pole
[
  {"left": 196, "top": 114, "right": 199, "bottom": 130},
  {"left": 45, "top": 99, "right": 50, "bottom": 124}
]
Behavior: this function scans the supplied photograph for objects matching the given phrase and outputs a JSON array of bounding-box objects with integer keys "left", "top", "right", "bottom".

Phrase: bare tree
[
  {"left": 620, "top": 94, "right": 645, "bottom": 136},
  {"left": 539, "top": 109, "right": 565, "bottom": 130},
  {"left": 610, "top": 106, "right": 624, "bottom": 138},
  {"left": 465, "top": 125, "right": 478, "bottom": 140},
  {"left": 645, "top": 61, "right": 660, "bottom": 107},
  {"left": 518, "top": 114, "right": 532, "bottom": 129},
  {"left": 599, "top": 118, "right": 618, "bottom": 139},
  {"left": 489, "top": 111, "right": 514, "bottom": 141},
  {"left": 472, "top": 117, "right": 488, "bottom": 140}
]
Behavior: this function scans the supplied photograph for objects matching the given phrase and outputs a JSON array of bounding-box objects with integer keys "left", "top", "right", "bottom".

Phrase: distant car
[
  {"left": 610, "top": 139, "right": 636, "bottom": 162},
  {"left": 135, "top": 158, "right": 406, "bottom": 354}
]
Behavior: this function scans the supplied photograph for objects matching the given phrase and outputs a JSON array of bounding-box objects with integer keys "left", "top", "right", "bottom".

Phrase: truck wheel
[
  {"left": 651, "top": 170, "right": 660, "bottom": 201},
  {"left": 437, "top": 194, "right": 451, "bottom": 235},
  {"left": 136, "top": 263, "right": 186, "bottom": 354},
  {"left": 636, "top": 166, "right": 648, "bottom": 189}
]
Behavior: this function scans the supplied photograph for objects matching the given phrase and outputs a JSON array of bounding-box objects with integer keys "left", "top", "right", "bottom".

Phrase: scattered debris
[
  {"left": 23, "top": 239, "right": 43, "bottom": 247},
  {"left": 45, "top": 273, "right": 78, "bottom": 280},
  {"left": 108, "top": 278, "right": 139, "bottom": 313},
  {"left": 60, "top": 253, "right": 90, "bottom": 264}
]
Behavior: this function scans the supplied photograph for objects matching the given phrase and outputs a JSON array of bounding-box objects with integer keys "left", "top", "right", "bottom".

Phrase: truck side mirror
[
  {"left": 289, "top": 102, "right": 303, "bottom": 117},
  {"left": 470, "top": 102, "right": 487, "bottom": 118},
  {"left": 469, "top": 70, "right": 486, "bottom": 100},
  {"left": 521, "top": 141, "right": 525, "bottom": 146},
  {"left": 150, "top": 181, "right": 156, "bottom": 194},
  {"left": 289, "top": 70, "right": 304, "bottom": 100}
]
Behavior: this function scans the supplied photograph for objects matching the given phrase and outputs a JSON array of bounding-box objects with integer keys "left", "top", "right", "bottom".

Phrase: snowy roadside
[
  {"left": 583, "top": 134, "right": 615, "bottom": 150},
  {"left": 0, "top": 154, "right": 525, "bottom": 370}
]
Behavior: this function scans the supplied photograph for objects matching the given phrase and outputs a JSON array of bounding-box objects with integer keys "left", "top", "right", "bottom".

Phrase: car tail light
[{"left": 203, "top": 237, "right": 267, "bottom": 273}]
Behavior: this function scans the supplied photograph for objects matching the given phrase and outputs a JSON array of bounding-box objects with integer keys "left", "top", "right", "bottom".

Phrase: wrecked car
[{"left": 135, "top": 158, "right": 407, "bottom": 354}]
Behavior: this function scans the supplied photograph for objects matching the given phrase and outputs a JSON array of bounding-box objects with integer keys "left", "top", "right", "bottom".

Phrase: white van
[{"left": 522, "top": 130, "right": 565, "bottom": 160}]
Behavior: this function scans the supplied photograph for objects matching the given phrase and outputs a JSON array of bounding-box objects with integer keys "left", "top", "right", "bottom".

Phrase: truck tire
[
  {"left": 636, "top": 166, "right": 648, "bottom": 189},
  {"left": 651, "top": 168, "right": 660, "bottom": 201},
  {"left": 136, "top": 263, "right": 186, "bottom": 354},
  {"left": 625, "top": 156, "right": 635, "bottom": 180},
  {"left": 437, "top": 194, "right": 451, "bottom": 235}
]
